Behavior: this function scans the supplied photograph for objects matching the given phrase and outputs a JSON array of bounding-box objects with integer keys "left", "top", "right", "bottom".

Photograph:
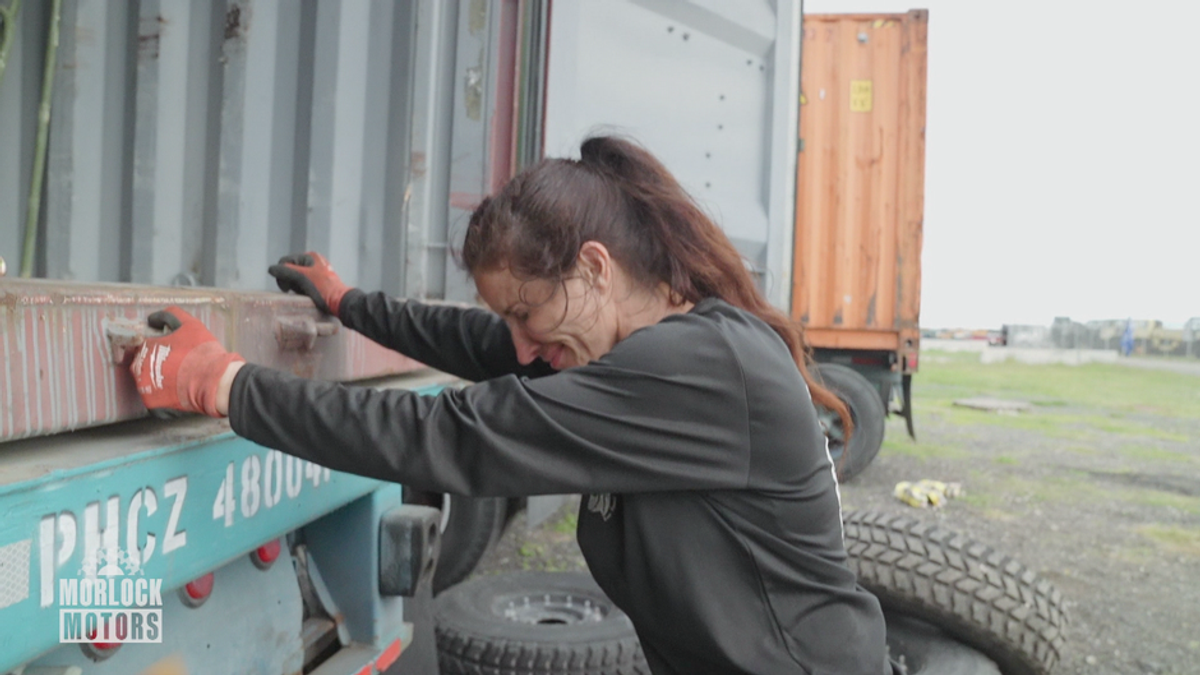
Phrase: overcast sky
[{"left": 803, "top": 0, "right": 1200, "bottom": 328}]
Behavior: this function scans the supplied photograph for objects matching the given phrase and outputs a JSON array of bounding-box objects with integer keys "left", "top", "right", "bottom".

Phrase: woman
[{"left": 132, "top": 136, "right": 894, "bottom": 674}]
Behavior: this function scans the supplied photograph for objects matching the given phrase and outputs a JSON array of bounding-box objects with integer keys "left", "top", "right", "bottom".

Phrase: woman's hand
[
  {"left": 268, "top": 252, "right": 351, "bottom": 316},
  {"left": 130, "top": 307, "right": 246, "bottom": 418}
]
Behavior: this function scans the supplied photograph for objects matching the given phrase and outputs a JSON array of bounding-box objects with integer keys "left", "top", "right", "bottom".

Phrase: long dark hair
[{"left": 462, "top": 136, "right": 852, "bottom": 439}]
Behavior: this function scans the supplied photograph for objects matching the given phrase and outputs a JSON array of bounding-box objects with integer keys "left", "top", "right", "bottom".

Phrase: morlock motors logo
[{"left": 58, "top": 546, "right": 164, "bottom": 644}]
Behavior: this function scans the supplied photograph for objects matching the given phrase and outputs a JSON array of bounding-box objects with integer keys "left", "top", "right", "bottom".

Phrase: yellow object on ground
[{"left": 893, "top": 479, "right": 964, "bottom": 508}]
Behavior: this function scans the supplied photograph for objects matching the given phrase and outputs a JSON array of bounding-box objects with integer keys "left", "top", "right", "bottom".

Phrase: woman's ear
[{"left": 576, "top": 241, "right": 612, "bottom": 292}]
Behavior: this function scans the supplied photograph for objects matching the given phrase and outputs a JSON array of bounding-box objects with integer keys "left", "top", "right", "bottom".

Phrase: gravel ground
[{"left": 473, "top": 355, "right": 1200, "bottom": 675}]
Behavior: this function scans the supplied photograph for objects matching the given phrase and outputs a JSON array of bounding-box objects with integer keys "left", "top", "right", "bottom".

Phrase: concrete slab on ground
[{"left": 953, "top": 397, "right": 1033, "bottom": 413}]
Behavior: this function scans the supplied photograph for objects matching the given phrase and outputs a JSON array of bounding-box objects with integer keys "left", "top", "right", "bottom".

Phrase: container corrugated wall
[
  {"left": 793, "top": 11, "right": 927, "bottom": 368},
  {"left": 0, "top": 0, "right": 548, "bottom": 440},
  {"left": 0, "top": 0, "right": 541, "bottom": 302}
]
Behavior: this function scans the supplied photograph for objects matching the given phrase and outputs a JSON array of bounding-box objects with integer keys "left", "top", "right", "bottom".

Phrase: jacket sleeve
[
  {"left": 227, "top": 320, "right": 753, "bottom": 497},
  {"left": 336, "top": 289, "right": 554, "bottom": 382}
]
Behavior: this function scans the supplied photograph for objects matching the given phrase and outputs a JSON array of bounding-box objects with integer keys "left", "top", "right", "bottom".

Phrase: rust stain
[
  {"left": 138, "top": 15, "right": 166, "bottom": 60},
  {"left": 2, "top": 280, "right": 422, "bottom": 442},
  {"left": 224, "top": 3, "right": 243, "bottom": 41}
]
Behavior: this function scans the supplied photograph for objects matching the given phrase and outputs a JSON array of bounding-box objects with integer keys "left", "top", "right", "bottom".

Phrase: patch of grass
[
  {"left": 881, "top": 436, "right": 969, "bottom": 460},
  {"left": 553, "top": 510, "right": 579, "bottom": 535},
  {"left": 1119, "top": 445, "right": 1197, "bottom": 464},
  {"left": 1081, "top": 415, "right": 1188, "bottom": 441},
  {"left": 1123, "top": 491, "right": 1200, "bottom": 515},
  {"left": 937, "top": 405, "right": 1083, "bottom": 438},
  {"left": 958, "top": 471, "right": 1111, "bottom": 510},
  {"left": 1031, "top": 399, "right": 1069, "bottom": 407},
  {"left": 994, "top": 456, "right": 1019, "bottom": 465},
  {"left": 920, "top": 392, "right": 1189, "bottom": 442},
  {"left": 959, "top": 492, "right": 994, "bottom": 509},
  {"left": 1137, "top": 525, "right": 1200, "bottom": 557},
  {"left": 917, "top": 353, "right": 1200, "bottom": 419},
  {"left": 980, "top": 508, "right": 1019, "bottom": 522},
  {"left": 518, "top": 543, "right": 545, "bottom": 558},
  {"left": 1111, "top": 545, "right": 1159, "bottom": 566}
]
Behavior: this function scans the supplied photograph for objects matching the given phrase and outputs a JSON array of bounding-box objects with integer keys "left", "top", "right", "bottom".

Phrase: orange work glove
[
  {"left": 267, "top": 251, "right": 352, "bottom": 316},
  {"left": 130, "top": 307, "right": 245, "bottom": 418}
]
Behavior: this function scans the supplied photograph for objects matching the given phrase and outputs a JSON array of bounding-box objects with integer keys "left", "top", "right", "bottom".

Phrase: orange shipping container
[{"left": 794, "top": 10, "right": 928, "bottom": 375}]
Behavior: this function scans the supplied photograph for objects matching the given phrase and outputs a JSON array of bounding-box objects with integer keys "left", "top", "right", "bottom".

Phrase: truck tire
[
  {"left": 434, "top": 572, "right": 649, "bottom": 675},
  {"left": 405, "top": 490, "right": 508, "bottom": 594},
  {"left": 885, "top": 613, "right": 999, "bottom": 674},
  {"left": 813, "top": 363, "right": 886, "bottom": 482},
  {"left": 843, "top": 510, "right": 1068, "bottom": 675}
]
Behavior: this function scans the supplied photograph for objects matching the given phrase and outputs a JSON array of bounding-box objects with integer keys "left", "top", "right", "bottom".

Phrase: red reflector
[
  {"left": 908, "top": 354, "right": 918, "bottom": 371},
  {"left": 255, "top": 539, "right": 282, "bottom": 565},
  {"left": 376, "top": 638, "right": 403, "bottom": 671},
  {"left": 84, "top": 626, "right": 121, "bottom": 650},
  {"left": 186, "top": 573, "right": 215, "bottom": 600}
]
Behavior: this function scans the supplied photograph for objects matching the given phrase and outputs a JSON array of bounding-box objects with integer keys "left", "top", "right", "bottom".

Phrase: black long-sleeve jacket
[{"left": 229, "top": 289, "right": 892, "bottom": 675}]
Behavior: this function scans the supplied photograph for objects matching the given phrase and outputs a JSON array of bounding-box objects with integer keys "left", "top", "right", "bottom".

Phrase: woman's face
[{"left": 475, "top": 256, "right": 617, "bottom": 371}]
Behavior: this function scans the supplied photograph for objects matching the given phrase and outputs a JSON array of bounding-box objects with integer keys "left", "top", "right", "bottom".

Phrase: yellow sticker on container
[{"left": 850, "top": 80, "right": 873, "bottom": 112}]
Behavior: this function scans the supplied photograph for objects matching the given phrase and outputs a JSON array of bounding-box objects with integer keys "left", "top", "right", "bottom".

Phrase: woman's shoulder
[{"left": 605, "top": 298, "right": 793, "bottom": 376}]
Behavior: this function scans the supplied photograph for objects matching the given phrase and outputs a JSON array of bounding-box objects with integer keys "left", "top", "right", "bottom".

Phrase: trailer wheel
[
  {"left": 844, "top": 510, "right": 1068, "bottom": 675},
  {"left": 813, "top": 363, "right": 886, "bottom": 481},
  {"left": 434, "top": 572, "right": 649, "bottom": 675},
  {"left": 405, "top": 490, "right": 508, "bottom": 594}
]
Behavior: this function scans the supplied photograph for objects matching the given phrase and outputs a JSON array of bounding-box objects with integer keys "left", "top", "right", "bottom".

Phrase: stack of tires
[{"left": 428, "top": 509, "right": 1068, "bottom": 675}]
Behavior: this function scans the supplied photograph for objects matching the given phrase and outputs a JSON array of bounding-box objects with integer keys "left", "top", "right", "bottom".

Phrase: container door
[
  {"left": 543, "top": 0, "right": 803, "bottom": 310},
  {"left": 792, "top": 11, "right": 928, "bottom": 368}
]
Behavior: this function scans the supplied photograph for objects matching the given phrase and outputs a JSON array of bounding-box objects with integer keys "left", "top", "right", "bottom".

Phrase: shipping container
[{"left": 791, "top": 10, "right": 929, "bottom": 478}]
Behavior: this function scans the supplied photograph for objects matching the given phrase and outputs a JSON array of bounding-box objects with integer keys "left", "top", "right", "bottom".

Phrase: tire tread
[{"left": 844, "top": 510, "right": 1068, "bottom": 675}]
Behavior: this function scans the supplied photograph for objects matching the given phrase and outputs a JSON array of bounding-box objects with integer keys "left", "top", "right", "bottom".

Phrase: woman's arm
[
  {"left": 226, "top": 318, "right": 764, "bottom": 498},
  {"left": 267, "top": 251, "right": 551, "bottom": 382},
  {"left": 337, "top": 290, "right": 553, "bottom": 382}
]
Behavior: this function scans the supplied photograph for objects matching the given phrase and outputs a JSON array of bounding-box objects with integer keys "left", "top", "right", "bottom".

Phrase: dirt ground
[{"left": 473, "top": 354, "right": 1200, "bottom": 675}]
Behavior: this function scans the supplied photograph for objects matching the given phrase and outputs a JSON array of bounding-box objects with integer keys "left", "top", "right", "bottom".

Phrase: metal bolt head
[{"left": 858, "top": 32, "right": 869, "bottom": 43}]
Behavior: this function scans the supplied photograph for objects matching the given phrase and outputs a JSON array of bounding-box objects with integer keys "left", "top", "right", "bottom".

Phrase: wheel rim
[
  {"left": 491, "top": 592, "right": 608, "bottom": 625},
  {"left": 816, "top": 405, "right": 853, "bottom": 464}
]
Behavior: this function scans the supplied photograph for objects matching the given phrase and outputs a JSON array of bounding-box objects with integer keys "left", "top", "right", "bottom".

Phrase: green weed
[
  {"left": 1137, "top": 525, "right": 1200, "bottom": 557},
  {"left": 518, "top": 543, "right": 545, "bottom": 558},
  {"left": 553, "top": 510, "right": 579, "bottom": 535}
]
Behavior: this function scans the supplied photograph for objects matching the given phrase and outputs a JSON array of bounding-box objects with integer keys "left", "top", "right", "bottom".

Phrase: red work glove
[
  {"left": 267, "top": 251, "right": 351, "bottom": 316},
  {"left": 130, "top": 307, "right": 245, "bottom": 418}
]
